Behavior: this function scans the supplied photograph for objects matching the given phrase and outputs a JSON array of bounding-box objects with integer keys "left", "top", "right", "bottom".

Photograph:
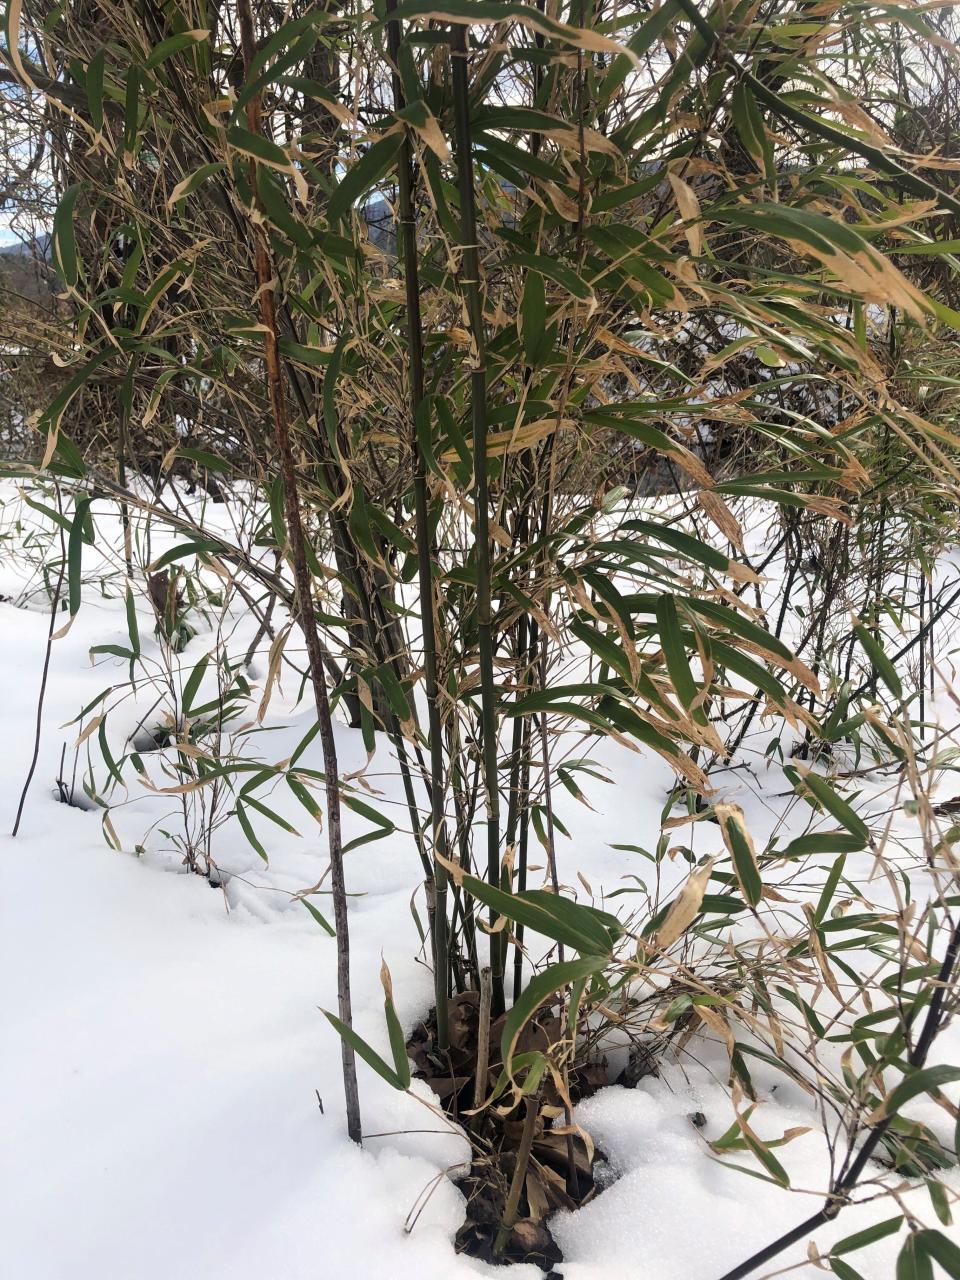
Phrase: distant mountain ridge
[{"left": 0, "top": 231, "right": 50, "bottom": 258}]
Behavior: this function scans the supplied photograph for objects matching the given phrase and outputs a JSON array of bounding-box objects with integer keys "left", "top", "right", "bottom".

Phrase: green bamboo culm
[
  {"left": 385, "top": 0, "right": 451, "bottom": 1050},
  {"left": 450, "top": 20, "right": 505, "bottom": 1017}
]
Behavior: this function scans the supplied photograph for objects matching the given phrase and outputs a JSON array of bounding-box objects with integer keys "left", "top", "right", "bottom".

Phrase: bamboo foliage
[{"left": 4, "top": 0, "right": 960, "bottom": 1268}]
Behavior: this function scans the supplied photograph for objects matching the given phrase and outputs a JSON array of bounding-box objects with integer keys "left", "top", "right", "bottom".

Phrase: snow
[{"left": 2, "top": 479, "right": 960, "bottom": 1280}]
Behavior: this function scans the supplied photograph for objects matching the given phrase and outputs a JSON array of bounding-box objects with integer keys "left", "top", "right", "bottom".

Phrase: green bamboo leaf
[
  {"left": 181, "top": 653, "right": 209, "bottom": 713},
  {"left": 622, "top": 519, "right": 731, "bottom": 575},
  {"left": 716, "top": 804, "right": 762, "bottom": 907},
  {"left": 501, "top": 956, "right": 606, "bottom": 1080},
  {"left": 89, "top": 644, "right": 135, "bottom": 661},
  {"left": 599, "top": 0, "right": 678, "bottom": 103},
  {"left": 322, "top": 1010, "right": 403, "bottom": 1089},
  {"left": 927, "top": 1181, "right": 953, "bottom": 1228},
  {"left": 709, "top": 642, "right": 790, "bottom": 706},
  {"left": 178, "top": 447, "right": 231, "bottom": 473},
  {"left": 341, "top": 791, "right": 396, "bottom": 854},
  {"left": 478, "top": 133, "right": 571, "bottom": 187},
  {"left": 236, "top": 802, "right": 269, "bottom": 862},
  {"left": 854, "top": 623, "right": 903, "bottom": 699},
  {"left": 327, "top": 134, "right": 404, "bottom": 224},
  {"left": 341, "top": 827, "right": 389, "bottom": 856},
  {"left": 97, "top": 717, "right": 125, "bottom": 787},
  {"left": 655, "top": 595, "right": 698, "bottom": 710},
  {"left": 510, "top": 682, "right": 623, "bottom": 714},
  {"left": 367, "top": 505, "right": 415, "bottom": 556},
  {"left": 149, "top": 537, "right": 226, "bottom": 571},
  {"left": 167, "top": 162, "right": 226, "bottom": 209},
  {"left": 897, "top": 1234, "right": 934, "bottom": 1280},
  {"left": 598, "top": 695, "right": 698, "bottom": 776},
  {"left": 822, "top": 680, "right": 853, "bottom": 742},
  {"left": 521, "top": 270, "right": 549, "bottom": 365},
  {"left": 472, "top": 105, "right": 567, "bottom": 133},
  {"left": 917, "top": 1229, "right": 960, "bottom": 1276},
  {"left": 365, "top": 662, "right": 412, "bottom": 727},
  {"left": 380, "top": 962, "right": 411, "bottom": 1089},
  {"left": 686, "top": 599, "right": 795, "bottom": 664},
  {"left": 242, "top": 8, "right": 336, "bottom": 89},
  {"left": 67, "top": 495, "right": 92, "bottom": 616},
  {"left": 505, "top": 252, "right": 593, "bottom": 301},
  {"left": 488, "top": 1051, "right": 549, "bottom": 1102},
  {"left": 341, "top": 794, "right": 394, "bottom": 831},
  {"left": 226, "top": 125, "right": 293, "bottom": 173},
  {"left": 268, "top": 475, "right": 287, "bottom": 549},
  {"left": 782, "top": 833, "right": 865, "bottom": 859},
  {"left": 740, "top": 1128, "right": 790, "bottom": 1186},
  {"left": 814, "top": 853, "right": 848, "bottom": 925},
  {"left": 786, "top": 767, "right": 870, "bottom": 843},
  {"left": 745, "top": 70, "right": 960, "bottom": 220},
  {"left": 52, "top": 182, "right": 83, "bottom": 288},
  {"left": 833, "top": 1215, "right": 904, "bottom": 1257},
  {"left": 569, "top": 620, "right": 632, "bottom": 684},
  {"left": 243, "top": 794, "right": 300, "bottom": 836},
  {"left": 455, "top": 869, "right": 621, "bottom": 956},
  {"left": 830, "top": 1259, "right": 867, "bottom": 1280},
  {"left": 235, "top": 24, "right": 321, "bottom": 113},
  {"left": 144, "top": 29, "right": 208, "bottom": 69},
  {"left": 22, "top": 493, "right": 72, "bottom": 533},
  {"left": 289, "top": 720, "right": 322, "bottom": 768},
  {"left": 124, "top": 584, "right": 140, "bottom": 658},
  {"left": 278, "top": 339, "right": 331, "bottom": 369},
  {"left": 301, "top": 897, "right": 335, "bottom": 936},
  {"left": 256, "top": 167, "right": 313, "bottom": 250},
  {"left": 287, "top": 774, "right": 323, "bottom": 823},
  {"left": 879, "top": 1065, "right": 960, "bottom": 1121},
  {"left": 586, "top": 411, "right": 701, "bottom": 473}
]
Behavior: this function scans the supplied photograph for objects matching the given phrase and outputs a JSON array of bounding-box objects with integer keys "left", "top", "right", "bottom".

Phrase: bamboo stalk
[
  {"left": 12, "top": 491, "right": 66, "bottom": 838},
  {"left": 512, "top": 732, "right": 532, "bottom": 1001},
  {"left": 472, "top": 966, "right": 492, "bottom": 1113},
  {"left": 236, "top": 0, "right": 361, "bottom": 1145},
  {"left": 450, "top": 21, "right": 504, "bottom": 1017},
  {"left": 493, "top": 1092, "right": 540, "bottom": 1257},
  {"left": 385, "top": 0, "right": 452, "bottom": 1049},
  {"left": 505, "top": 607, "right": 531, "bottom": 1001}
]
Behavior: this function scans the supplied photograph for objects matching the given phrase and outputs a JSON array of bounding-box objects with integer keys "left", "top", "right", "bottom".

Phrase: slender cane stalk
[
  {"left": 236, "top": 0, "right": 360, "bottom": 1145},
  {"left": 534, "top": 629, "right": 579, "bottom": 1193},
  {"left": 506, "top": 607, "right": 533, "bottom": 1000},
  {"left": 512, "top": 730, "right": 532, "bottom": 1001},
  {"left": 472, "top": 966, "right": 492, "bottom": 1114},
  {"left": 450, "top": 21, "right": 504, "bottom": 1017},
  {"left": 494, "top": 1091, "right": 540, "bottom": 1256},
  {"left": 12, "top": 494, "right": 66, "bottom": 837},
  {"left": 385, "top": 0, "right": 451, "bottom": 1049}
]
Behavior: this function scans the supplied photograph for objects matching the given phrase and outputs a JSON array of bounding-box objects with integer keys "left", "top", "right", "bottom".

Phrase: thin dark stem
[
  {"left": 386, "top": 0, "right": 450, "bottom": 1049},
  {"left": 450, "top": 21, "right": 504, "bottom": 1016},
  {"left": 12, "top": 499, "right": 66, "bottom": 837}
]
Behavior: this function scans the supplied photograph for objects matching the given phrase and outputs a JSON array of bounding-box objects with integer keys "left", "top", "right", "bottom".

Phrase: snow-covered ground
[{"left": 3, "top": 480, "right": 960, "bottom": 1279}]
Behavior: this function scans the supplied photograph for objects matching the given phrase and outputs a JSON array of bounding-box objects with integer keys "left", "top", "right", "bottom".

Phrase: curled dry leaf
[
  {"left": 653, "top": 857, "right": 716, "bottom": 951},
  {"left": 668, "top": 171, "right": 703, "bottom": 257},
  {"left": 698, "top": 489, "right": 744, "bottom": 549},
  {"left": 802, "top": 903, "right": 842, "bottom": 1003}
]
